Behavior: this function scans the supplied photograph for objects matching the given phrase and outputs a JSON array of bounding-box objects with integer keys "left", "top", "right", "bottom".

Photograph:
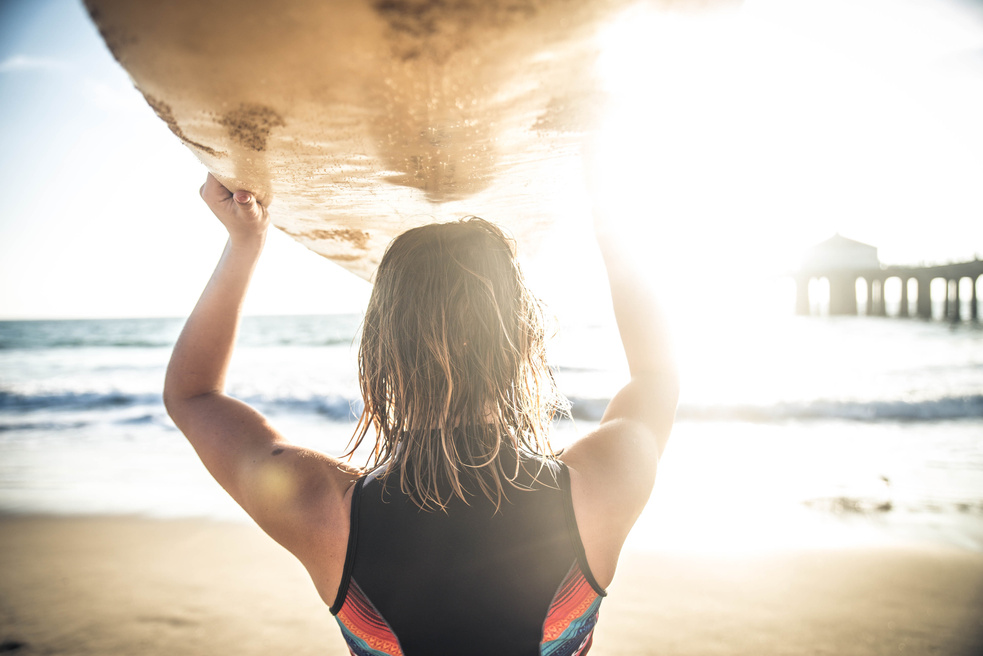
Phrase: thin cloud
[
  {"left": 0, "top": 54, "right": 70, "bottom": 73},
  {"left": 934, "top": 46, "right": 983, "bottom": 74},
  {"left": 81, "top": 77, "right": 143, "bottom": 112}
]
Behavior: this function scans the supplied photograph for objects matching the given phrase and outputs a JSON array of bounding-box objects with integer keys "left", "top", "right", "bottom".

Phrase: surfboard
[{"left": 84, "top": 0, "right": 726, "bottom": 279}]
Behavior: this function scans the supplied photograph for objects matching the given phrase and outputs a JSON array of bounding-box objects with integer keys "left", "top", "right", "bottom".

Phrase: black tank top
[{"left": 330, "top": 452, "right": 606, "bottom": 656}]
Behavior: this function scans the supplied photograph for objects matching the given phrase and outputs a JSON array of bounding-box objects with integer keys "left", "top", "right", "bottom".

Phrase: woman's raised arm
[
  {"left": 164, "top": 174, "right": 270, "bottom": 407},
  {"left": 559, "top": 207, "right": 680, "bottom": 588},
  {"left": 163, "top": 174, "right": 357, "bottom": 604},
  {"left": 592, "top": 212, "right": 679, "bottom": 445}
]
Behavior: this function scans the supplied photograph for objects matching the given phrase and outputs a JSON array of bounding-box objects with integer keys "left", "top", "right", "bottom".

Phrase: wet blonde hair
[{"left": 349, "top": 217, "right": 566, "bottom": 510}]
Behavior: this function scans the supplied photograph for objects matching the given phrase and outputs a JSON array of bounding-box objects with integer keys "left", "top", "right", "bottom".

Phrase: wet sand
[{"left": 1, "top": 514, "right": 981, "bottom": 655}]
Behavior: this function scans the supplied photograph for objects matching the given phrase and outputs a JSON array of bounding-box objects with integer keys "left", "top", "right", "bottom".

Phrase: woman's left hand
[{"left": 199, "top": 173, "right": 270, "bottom": 245}]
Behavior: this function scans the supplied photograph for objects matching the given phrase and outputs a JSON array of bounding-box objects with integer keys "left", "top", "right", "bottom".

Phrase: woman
[{"left": 164, "top": 173, "right": 678, "bottom": 655}]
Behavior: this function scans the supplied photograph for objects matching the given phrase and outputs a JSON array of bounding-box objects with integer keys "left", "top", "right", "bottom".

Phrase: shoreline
[{"left": 1, "top": 514, "right": 982, "bottom": 655}]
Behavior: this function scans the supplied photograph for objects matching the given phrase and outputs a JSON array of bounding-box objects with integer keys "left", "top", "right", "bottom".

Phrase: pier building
[{"left": 794, "top": 235, "right": 982, "bottom": 320}]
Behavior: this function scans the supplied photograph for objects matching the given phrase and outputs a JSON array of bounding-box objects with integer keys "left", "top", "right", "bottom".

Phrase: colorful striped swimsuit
[{"left": 330, "top": 454, "right": 606, "bottom": 656}]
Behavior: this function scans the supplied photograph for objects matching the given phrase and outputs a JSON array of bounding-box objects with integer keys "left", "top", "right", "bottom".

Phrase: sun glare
[
  {"left": 589, "top": 0, "right": 983, "bottom": 311},
  {"left": 575, "top": 0, "right": 983, "bottom": 436}
]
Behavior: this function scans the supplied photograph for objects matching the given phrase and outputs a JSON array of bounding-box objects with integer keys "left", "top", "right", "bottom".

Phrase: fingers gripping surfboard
[{"left": 84, "top": 0, "right": 724, "bottom": 279}]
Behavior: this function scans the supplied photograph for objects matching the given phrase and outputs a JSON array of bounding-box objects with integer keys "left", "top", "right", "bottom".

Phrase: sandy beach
[{"left": 1, "top": 514, "right": 981, "bottom": 655}]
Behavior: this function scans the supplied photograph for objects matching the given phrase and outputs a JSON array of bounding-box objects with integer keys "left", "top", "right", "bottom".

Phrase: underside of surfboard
[{"left": 84, "top": 0, "right": 731, "bottom": 279}]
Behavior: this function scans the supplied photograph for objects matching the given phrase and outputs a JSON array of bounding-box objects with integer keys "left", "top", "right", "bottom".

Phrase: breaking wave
[
  {"left": 3, "top": 389, "right": 982, "bottom": 425},
  {"left": 569, "top": 394, "right": 983, "bottom": 422}
]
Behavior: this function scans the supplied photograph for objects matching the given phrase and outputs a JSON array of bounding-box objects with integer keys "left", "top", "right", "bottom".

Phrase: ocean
[{"left": 1, "top": 313, "right": 981, "bottom": 553}]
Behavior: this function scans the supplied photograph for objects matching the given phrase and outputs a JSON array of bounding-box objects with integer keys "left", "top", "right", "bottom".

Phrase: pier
[{"left": 794, "top": 235, "right": 983, "bottom": 320}]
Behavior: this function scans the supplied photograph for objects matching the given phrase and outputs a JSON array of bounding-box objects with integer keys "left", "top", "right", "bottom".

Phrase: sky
[{"left": 1, "top": 0, "right": 982, "bottom": 319}]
